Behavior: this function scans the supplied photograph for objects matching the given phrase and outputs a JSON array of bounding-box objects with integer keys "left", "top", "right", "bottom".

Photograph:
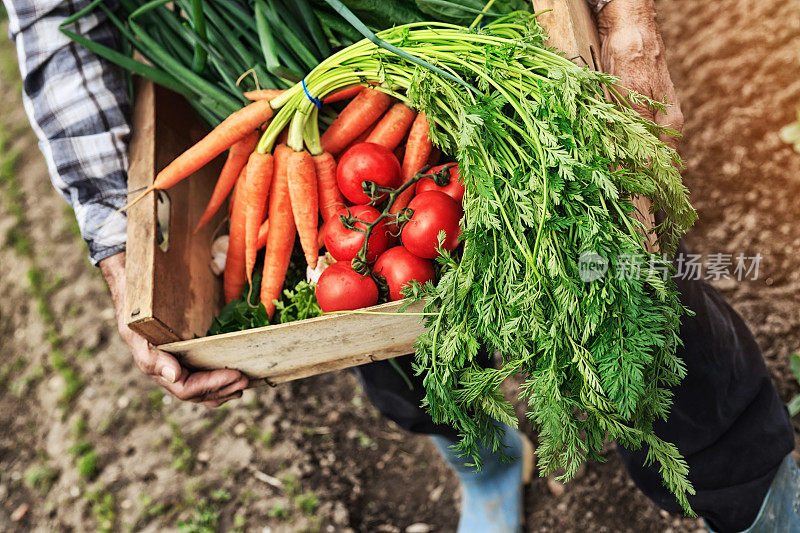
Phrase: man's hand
[
  {"left": 99, "top": 252, "right": 248, "bottom": 407},
  {"left": 596, "top": 0, "right": 683, "bottom": 149}
]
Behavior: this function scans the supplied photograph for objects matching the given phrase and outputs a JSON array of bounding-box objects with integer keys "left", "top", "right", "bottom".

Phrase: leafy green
[
  {"left": 415, "top": 0, "right": 529, "bottom": 25},
  {"left": 207, "top": 245, "right": 322, "bottom": 335}
]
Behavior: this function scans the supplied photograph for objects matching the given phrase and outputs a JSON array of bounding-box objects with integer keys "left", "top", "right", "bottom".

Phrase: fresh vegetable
[
  {"left": 315, "top": 261, "right": 379, "bottom": 312},
  {"left": 324, "top": 205, "right": 390, "bottom": 262},
  {"left": 223, "top": 167, "right": 249, "bottom": 303},
  {"left": 260, "top": 144, "right": 297, "bottom": 317},
  {"left": 195, "top": 130, "right": 260, "bottom": 233},
  {"left": 323, "top": 84, "right": 365, "bottom": 104},
  {"left": 244, "top": 151, "right": 274, "bottom": 284},
  {"left": 251, "top": 13, "right": 696, "bottom": 512},
  {"left": 244, "top": 89, "right": 287, "bottom": 101},
  {"left": 320, "top": 88, "right": 392, "bottom": 154},
  {"left": 313, "top": 152, "right": 346, "bottom": 221},
  {"left": 390, "top": 112, "right": 433, "bottom": 224},
  {"left": 336, "top": 142, "right": 401, "bottom": 203},
  {"left": 256, "top": 219, "right": 270, "bottom": 250},
  {"left": 415, "top": 163, "right": 464, "bottom": 203},
  {"left": 124, "top": 98, "right": 274, "bottom": 211},
  {"left": 401, "top": 191, "right": 463, "bottom": 259},
  {"left": 373, "top": 246, "right": 435, "bottom": 301},
  {"left": 286, "top": 149, "right": 320, "bottom": 268},
  {"left": 366, "top": 103, "right": 417, "bottom": 150}
]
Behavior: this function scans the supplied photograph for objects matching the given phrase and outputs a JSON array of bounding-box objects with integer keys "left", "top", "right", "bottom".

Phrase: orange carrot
[
  {"left": 256, "top": 219, "right": 269, "bottom": 250},
  {"left": 323, "top": 85, "right": 364, "bottom": 104},
  {"left": 260, "top": 144, "right": 297, "bottom": 317},
  {"left": 338, "top": 121, "right": 379, "bottom": 156},
  {"left": 244, "top": 151, "right": 275, "bottom": 285},
  {"left": 224, "top": 169, "right": 249, "bottom": 303},
  {"left": 287, "top": 150, "right": 319, "bottom": 268},
  {"left": 390, "top": 112, "right": 433, "bottom": 225},
  {"left": 366, "top": 103, "right": 416, "bottom": 150},
  {"left": 125, "top": 99, "right": 274, "bottom": 211},
  {"left": 243, "top": 89, "right": 285, "bottom": 101},
  {"left": 312, "top": 152, "right": 345, "bottom": 221},
  {"left": 321, "top": 88, "right": 391, "bottom": 155},
  {"left": 195, "top": 130, "right": 260, "bottom": 233},
  {"left": 228, "top": 165, "right": 248, "bottom": 217}
]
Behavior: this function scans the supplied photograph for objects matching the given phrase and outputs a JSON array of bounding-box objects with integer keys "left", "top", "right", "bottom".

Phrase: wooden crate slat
[{"left": 160, "top": 301, "right": 426, "bottom": 383}]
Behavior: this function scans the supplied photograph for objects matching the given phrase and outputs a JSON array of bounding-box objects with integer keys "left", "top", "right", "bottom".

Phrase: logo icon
[{"left": 578, "top": 252, "right": 608, "bottom": 282}]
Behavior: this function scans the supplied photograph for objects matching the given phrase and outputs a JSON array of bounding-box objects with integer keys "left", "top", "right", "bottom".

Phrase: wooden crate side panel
[
  {"left": 125, "top": 80, "right": 170, "bottom": 341},
  {"left": 150, "top": 87, "right": 225, "bottom": 341},
  {"left": 161, "top": 301, "right": 426, "bottom": 382}
]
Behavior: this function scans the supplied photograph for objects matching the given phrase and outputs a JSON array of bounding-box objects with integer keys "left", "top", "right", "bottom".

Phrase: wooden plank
[
  {"left": 161, "top": 301, "right": 426, "bottom": 383},
  {"left": 533, "top": 0, "right": 657, "bottom": 251},
  {"left": 125, "top": 82, "right": 226, "bottom": 343}
]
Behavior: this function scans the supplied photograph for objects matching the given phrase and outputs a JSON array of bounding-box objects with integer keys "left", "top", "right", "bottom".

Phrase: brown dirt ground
[{"left": 1, "top": 0, "right": 799, "bottom": 531}]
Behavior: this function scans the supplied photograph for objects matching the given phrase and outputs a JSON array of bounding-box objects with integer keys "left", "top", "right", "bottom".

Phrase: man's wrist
[
  {"left": 99, "top": 252, "right": 127, "bottom": 321},
  {"left": 596, "top": 0, "right": 658, "bottom": 33}
]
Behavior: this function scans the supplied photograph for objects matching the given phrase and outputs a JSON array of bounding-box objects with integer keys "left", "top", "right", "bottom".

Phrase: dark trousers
[{"left": 351, "top": 247, "right": 795, "bottom": 532}]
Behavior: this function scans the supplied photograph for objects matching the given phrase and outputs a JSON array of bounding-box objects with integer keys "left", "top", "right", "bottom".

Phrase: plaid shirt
[
  {"left": 4, "top": 0, "right": 129, "bottom": 265},
  {"left": 3, "top": 0, "right": 611, "bottom": 266}
]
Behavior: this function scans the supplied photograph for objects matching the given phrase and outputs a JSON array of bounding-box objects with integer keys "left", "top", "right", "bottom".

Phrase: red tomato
[
  {"left": 324, "top": 205, "right": 389, "bottom": 262},
  {"left": 316, "top": 262, "right": 379, "bottom": 312},
  {"left": 373, "top": 246, "right": 436, "bottom": 301},
  {"left": 401, "top": 191, "right": 463, "bottom": 259},
  {"left": 415, "top": 163, "right": 464, "bottom": 203},
  {"left": 337, "top": 142, "right": 401, "bottom": 204}
]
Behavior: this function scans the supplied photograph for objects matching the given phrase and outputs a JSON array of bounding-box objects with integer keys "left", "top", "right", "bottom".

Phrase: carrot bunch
[{"left": 132, "top": 81, "right": 426, "bottom": 319}]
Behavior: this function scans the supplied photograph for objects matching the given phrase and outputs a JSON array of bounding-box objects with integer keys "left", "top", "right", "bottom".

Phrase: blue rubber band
[{"left": 302, "top": 79, "right": 321, "bottom": 109}]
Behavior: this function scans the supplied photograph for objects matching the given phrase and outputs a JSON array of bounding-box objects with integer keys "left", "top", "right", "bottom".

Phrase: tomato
[
  {"left": 415, "top": 163, "right": 465, "bottom": 203},
  {"left": 373, "top": 246, "right": 436, "bottom": 301},
  {"left": 324, "top": 205, "right": 389, "bottom": 262},
  {"left": 401, "top": 191, "right": 463, "bottom": 259},
  {"left": 337, "top": 142, "right": 401, "bottom": 204},
  {"left": 315, "top": 262, "right": 379, "bottom": 312}
]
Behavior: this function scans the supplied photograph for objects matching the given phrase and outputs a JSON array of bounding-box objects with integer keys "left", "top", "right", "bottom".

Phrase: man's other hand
[
  {"left": 99, "top": 252, "right": 248, "bottom": 407},
  {"left": 596, "top": 0, "right": 683, "bottom": 149}
]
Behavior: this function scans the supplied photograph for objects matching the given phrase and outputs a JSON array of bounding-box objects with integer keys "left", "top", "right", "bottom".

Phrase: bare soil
[{"left": 1, "top": 0, "right": 799, "bottom": 531}]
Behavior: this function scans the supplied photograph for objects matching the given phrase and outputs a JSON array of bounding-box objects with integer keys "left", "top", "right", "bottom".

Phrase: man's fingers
[
  {"left": 152, "top": 349, "right": 182, "bottom": 384},
  {"left": 159, "top": 369, "right": 247, "bottom": 403},
  {"left": 652, "top": 79, "right": 684, "bottom": 150},
  {"left": 201, "top": 391, "right": 243, "bottom": 408}
]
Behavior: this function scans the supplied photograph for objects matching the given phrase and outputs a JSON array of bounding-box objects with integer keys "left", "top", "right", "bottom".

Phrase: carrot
[
  {"left": 244, "top": 151, "right": 275, "bottom": 286},
  {"left": 228, "top": 165, "right": 248, "bottom": 217},
  {"left": 224, "top": 168, "right": 249, "bottom": 303},
  {"left": 287, "top": 150, "right": 319, "bottom": 268},
  {"left": 320, "top": 88, "right": 391, "bottom": 155},
  {"left": 243, "top": 89, "right": 285, "bottom": 101},
  {"left": 260, "top": 144, "right": 297, "bottom": 317},
  {"left": 195, "top": 130, "right": 260, "bottom": 233},
  {"left": 256, "top": 219, "right": 269, "bottom": 250},
  {"left": 390, "top": 112, "right": 433, "bottom": 224},
  {"left": 338, "top": 120, "right": 379, "bottom": 156},
  {"left": 366, "top": 103, "right": 416, "bottom": 150},
  {"left": 312, "top": 152, "right": 345, "bottom": 221},
  {"left": 323, "top": 85, "right": 364, "bottom": 104},
  {"left": 124, "top": 99, "right": 274, "bottom": 211}
]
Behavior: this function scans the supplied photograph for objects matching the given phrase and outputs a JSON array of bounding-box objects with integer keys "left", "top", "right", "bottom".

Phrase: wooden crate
[{"left": 125, "top": 0, "right": 654, "bottom": 385}]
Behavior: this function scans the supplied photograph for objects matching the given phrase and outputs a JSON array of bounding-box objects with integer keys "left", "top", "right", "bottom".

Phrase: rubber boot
[
  {"left": 706, "top": 454, "right": 800, "bottom": 533},
  {"left": 431, "top": 425, "right": 535, "bottom": 533}
]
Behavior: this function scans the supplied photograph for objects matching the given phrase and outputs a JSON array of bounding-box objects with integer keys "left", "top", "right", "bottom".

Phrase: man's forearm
[{"left": 3, "top": 0, "right": 130, "bottom": 266}]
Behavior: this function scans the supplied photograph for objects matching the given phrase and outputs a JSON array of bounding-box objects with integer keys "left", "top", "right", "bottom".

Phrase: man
[{"left": 4, "top": 0, "right": 798, "bottom": 531}]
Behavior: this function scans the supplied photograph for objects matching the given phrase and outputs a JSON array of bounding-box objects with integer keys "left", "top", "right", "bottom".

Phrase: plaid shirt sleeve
[{"left": 4, "top": 0, "right": 130, "bottom": 265}]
